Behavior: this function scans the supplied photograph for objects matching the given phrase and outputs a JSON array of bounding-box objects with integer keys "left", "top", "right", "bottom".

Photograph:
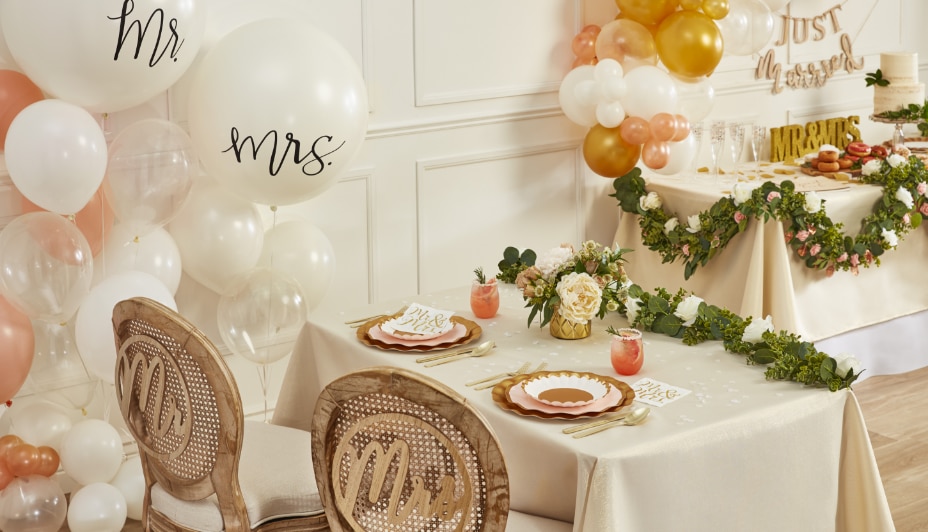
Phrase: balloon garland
[{"left": 611, "top": 154, "right": 928, "bottom": 279}]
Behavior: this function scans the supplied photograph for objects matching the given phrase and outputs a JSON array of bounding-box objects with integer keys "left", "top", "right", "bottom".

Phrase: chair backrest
[
  {"left": 112, "top": 296, "right": 250, "bottom": 529},
  {"left": 311, "top": 366, "right": 510, "bottom": 531}
]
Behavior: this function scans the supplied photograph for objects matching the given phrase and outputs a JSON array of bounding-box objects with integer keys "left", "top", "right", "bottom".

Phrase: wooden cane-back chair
[
  {"left": 112, "top": 297, "right": 328, "bottom": 531},
  {"left": 311, "top": 367, "right": 573, "bottom": 531}
]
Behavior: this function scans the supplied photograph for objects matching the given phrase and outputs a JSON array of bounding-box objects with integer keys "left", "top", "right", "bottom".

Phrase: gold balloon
[
  {"left": 679, "top": 0, "right": 702, "bottom": 10},
  {"left": 615, "top": 0, "right": 680, "bottom": 27},
  {"left": 702, "top": 0, "right": 730, "bottom": 20},
  {"left": 583, "top": 125, "right": 642, "bottom": 177},
  {"left": 656, "top": 10, "right": 724, "bottom": 79}
]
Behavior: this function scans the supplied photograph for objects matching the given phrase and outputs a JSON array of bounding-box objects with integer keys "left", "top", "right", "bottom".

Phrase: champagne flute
[
  {"left": 709, "top": 120, "right": 726, "bottom": 183},
  {"left": 688, "top": 121, "right": 704, "bottom": 178},
  {"left": 728, "top": 121, "right": 746, "bottom": 174},
  {"left": 751, "top": 125, "right": 767, "bottom": 163}
]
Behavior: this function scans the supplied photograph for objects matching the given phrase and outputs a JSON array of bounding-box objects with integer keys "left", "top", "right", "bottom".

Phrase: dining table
[{"left": 272, "top": 283, "right": 895, "bottom": 531}]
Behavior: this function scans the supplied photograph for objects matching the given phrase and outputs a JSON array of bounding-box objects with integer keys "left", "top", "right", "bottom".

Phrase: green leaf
[
  {"left": 648, "top": 296, "right": 672, "bottom": 315},
  {"left": 753, "top": 348, "right": 777, "bottom": 365},
  {"left": 820, "top": 357, "right": 837, "bottom": 380},
  {"left": 653, "top": 314, "right": 683, "bottom": 337},
  {"left": 520, "top": 249, "right": 537, "bottom": 266},
  {"left": 503, "top": 246, "right": 520, "bottom": 265}
]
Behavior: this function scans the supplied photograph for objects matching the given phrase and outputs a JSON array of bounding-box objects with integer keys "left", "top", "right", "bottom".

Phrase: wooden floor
[
  {"left": 61, "top": 366, "right": 925, "bottom": 532},
  {"left": 854, "top": 365, "right": 928, "bottom": 532}
]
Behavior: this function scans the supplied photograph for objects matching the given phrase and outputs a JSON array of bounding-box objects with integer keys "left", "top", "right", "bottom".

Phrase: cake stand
[{"left": 869, "top": 114, "right": 925, "bottom": 151}]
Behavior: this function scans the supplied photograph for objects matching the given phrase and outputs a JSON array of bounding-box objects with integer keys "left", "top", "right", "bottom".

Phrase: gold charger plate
[
  {"left": 356, "top": 314, "right": 481, "bottom": 352},
  {"left": 491, "top": 371, "right": 635, "bottom": 420}
]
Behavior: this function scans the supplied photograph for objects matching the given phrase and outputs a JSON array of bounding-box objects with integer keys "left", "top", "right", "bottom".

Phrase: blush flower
[
  {"left": 681, "top": 243, "right": 690, "bottom": 256},
  {"left": 850, "top": 253, "right": 860, "bottom": 266},
  {"left": 918, "top": 182, "right": 927, "bottom": 196},
  {"left": 734, "top": 211, "right": 746, "bottom": 223},
  {"left": 837, "top": 252, "right": 848, "bottom": 263},
  {"left": 766, "top": 191, "right": 781, "bottom": 202},
  {"left": 920, "top": 203, "right": 928, "bottom": 216},
  {"left": 555, "top": 272, "right": 603, "bottom": 322},
  {"left": 809, "top": 243, "right": 821, "bottom": 256},
  {"left": 796, "top": 230, "right": 810, "bottom": 242}
]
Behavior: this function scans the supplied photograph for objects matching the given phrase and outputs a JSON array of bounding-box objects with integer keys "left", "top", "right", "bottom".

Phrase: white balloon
[
  {"left": 75, "top": 271, "right": 176, "bottom": 384},
  {"left": 167, "top": 180, "right": 264, "bottom": 295},
  {"left": 594, "top": 58, "right": 624, "bottom": 82},
  {"left": 4, "top": 100, "right": 107, "bottom": 215},
  {"left": 59, "top": 420, "right": 124, "bottom": 486},
  {"left": 67, "top": 483, "right": 127, "bottom": 532},
  {"left": 110, "top": 456, "right": 145, "bottom": 521},
  {"left": 96, "top": 225, "right": 183, "bottom": 295},
  {"left": 620, "top": 66, "right": 678, "bottom": 121},
  {"left": 558, "top": 65, "right": 598, "bottom": 127},
  {"left": 596, "top": 101, "right": 626, "bottom": 128},
  {"left": 188, "top": 18, "right": 368, "bottom": 206},
  {"left": 0, "top": 0, "right": 205, "bottom": 113},
  {"left": 9, "top": 402, "right": 73, "bottom": 451},
  {"left": 652, "top": 134, "right": 699, "bottom": 175},
  {"left": 760, "top": 0, "right": 790, "bottom": 11},
  {"left": 674, "top": 75, "right": 716, "bottom": 123},
  {"left": 258, "top": 221, "right": 336, "bottom": 310}
]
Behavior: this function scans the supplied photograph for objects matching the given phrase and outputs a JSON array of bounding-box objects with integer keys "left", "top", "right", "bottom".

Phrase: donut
[
  {"left": 818, "top": 150, "right": 839, "bottom": 162},
  {"left": 870, "top": 145, "right": 889, "bottom": 158},
  {"left": 837, "top": 158, "right": 854, "bottom": 169},
  {"left": 846, "top": 141, "right": 871, "bottom": 157},
  {"left": 817, "top": 161, "right": 840, "bottom": 172}
]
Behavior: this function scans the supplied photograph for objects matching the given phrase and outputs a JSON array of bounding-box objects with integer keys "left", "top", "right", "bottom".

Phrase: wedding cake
[{"left": 873, "top": 52, "right": 925, "bottom": 115}]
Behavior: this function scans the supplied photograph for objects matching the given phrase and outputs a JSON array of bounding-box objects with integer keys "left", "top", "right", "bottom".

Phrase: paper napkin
[
  {"left": 380, "top": 303, "right": 455, "bottom": 338},
  {"left": 630, "top": 378, "right": 692, "bottom": 407}
]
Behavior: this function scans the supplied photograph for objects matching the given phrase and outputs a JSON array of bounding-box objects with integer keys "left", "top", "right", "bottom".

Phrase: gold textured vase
[{"left": 549, "top": 308, "right": 592, "bottom": 340}]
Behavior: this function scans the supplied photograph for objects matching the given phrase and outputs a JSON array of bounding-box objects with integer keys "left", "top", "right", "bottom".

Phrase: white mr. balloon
[{"left": 187, "top": 18, "right": 368, "bottom": 206}]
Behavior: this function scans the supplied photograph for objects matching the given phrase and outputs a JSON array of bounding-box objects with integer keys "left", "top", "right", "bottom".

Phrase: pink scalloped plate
[
  {"left": 509, "top": 380, "right": 624, "bottom": 416},
  {"left": 367, "top": 322, "right": 467, "bottom": 347}
]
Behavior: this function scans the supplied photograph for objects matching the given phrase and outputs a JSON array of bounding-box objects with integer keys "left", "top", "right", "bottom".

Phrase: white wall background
[{"left": 2, "top": 0, "right": 926, "bottom": 419}]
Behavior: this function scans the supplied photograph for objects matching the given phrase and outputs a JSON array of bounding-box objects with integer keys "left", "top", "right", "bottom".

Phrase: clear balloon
[
  {"left": 703, "top": 0, "right": 731, "bottom": 19},
  {"left": 595, "top": 19, "right": 658, "bottom": 72},
  {"left": 258, "top": 221, "right": 336, "bottom": 311},
  {"left": 715, "top": 0, "right": 775, "bottom": 56},
  {"left": 619, "top": 116, "right": 651, "bottom": 145},
  {"left": 673, "top": 75, "right": 716, "bottom": 123},
  {"left": 0, "top": 475, "right": 67, "bottom": 532},
  {"left": 9, "top": 402, "right": 73, "bottom": 451},
  {"left": 104, "top": 119, "right": 198, "bottom": 237},
  {"left": 110, "top": 456, "right": 144, "bottom": 521},
  {"left": 583, "top": 125, "right": 643, "bottom": 177},
  {"left": 217, "top": 268, "right": 308, "bottom": 365},
  {"left": 188, "top": 18, "right": 368, "bottom": 206},
  {"left": 21, "top": 185, "right": 115, "bottom": 258},
  {"left": 642, "top": 139, "right": 671, "bottom": 170},
  {"left": 0, "top": 0, "right": 205, "bottom": 113},
  {"left": 75, "top": 271, "right": 176, "bottom": 385},
  {"left": 5, "top": 99, "right": 107, "bottom": 214},
  {"left": 27, "top": 320, "right": 97, "bottom": 413},
  {"left": 656, "top": 11, "right": 724, "bottom": 79},
  {"left": 59, "top": 419, "right": 123, "bottom": 486},
  {"left": 67, "top": 482, "right": 127, "bottom": 532},
  {"left": 653, "top": 133, "right": 701, "bottom": 175},
  {"left": 620, "top": 66, "right": 679, "bottom": 120},
  {"left": 95, "top": 225, "right": 183, "bottom": 296},
  {"left": 558, "top": 65, "right": 598, "bottom": 127},
  {"left": 0, "top": 69, "right": 43, "bottom": 148},
  {"left": 0, "top": 212, "right": 93, "bottom": 322},
  {"left": 0, "top": 295, "right": 33, "bottom": 403},
  {"left": 616, "top": 0, "right": 680, "bottom": 26},
  {"left": 760, "top": 0, "right": 790, "bottom": 11},
  {"left": 168, "top": 180, "right": 264, "bottom": 294}
]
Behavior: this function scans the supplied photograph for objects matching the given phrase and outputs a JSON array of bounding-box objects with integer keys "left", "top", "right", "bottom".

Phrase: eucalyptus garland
[{"left": 611, "top": 155, "right": 928, "bottom": 279}]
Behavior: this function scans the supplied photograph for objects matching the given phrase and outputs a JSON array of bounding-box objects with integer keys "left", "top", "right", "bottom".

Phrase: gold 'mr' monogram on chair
[
  {"left": 334, "top": 413, "right": 473, "bottom": 530},
  {"left": 116, "top": 335, "right": 193, "bottom": 460}
]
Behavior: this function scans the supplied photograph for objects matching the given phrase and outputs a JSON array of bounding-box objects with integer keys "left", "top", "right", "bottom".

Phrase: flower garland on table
[
  {"left": 497, "top": 245, "right": 863, "bottom": 391},
  {"left": 610, "top": 155, "right": 928, "bottom": 280}
]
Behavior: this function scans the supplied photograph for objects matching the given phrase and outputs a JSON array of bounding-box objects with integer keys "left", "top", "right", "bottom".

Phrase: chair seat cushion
[
  {"left": 151, "top": 420, "right": 323, "bottom": 531},
  {"left": 507, "top": 510, "right": 574, "bottom": 531}
]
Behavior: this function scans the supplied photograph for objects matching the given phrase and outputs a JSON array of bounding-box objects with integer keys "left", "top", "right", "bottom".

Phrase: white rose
[
  {"left": 861, "top": 159, "right": 882, "bottom": 176},
  {"left": 555, "top": 272, "right": 603, "bottom": 322},
  {"left": 625, "top": 297, "right": 642, "bottom": 323},
  {"left": 803, "top": 191, "right": 822, "bottom": 214},
  {"left": 536, "top": 246, "right": 574, "bottom": 278},
  {"left": 881, "top": 228, "right": 899, "bottom": 248},
  {"left": 887, "top": 153, "right": 906, "bottom": 168},
  {"left": 741, "top": 315, "right": 774, "bottom": 344},
  {"left": 673, "top": 295, "right": 704, "bottom": 326},
  {"left": 639, "top": 191, "right": 662, "bottom": 211},
  {"left": 833, "top": 352, "right": 861, "bottom": 377},
  {"left": 664, "top": 217, "right": 679, "bottom": 234},
  {"left": 731, "top": 182, "right": 755, "bottom": 206},
  {"left": 686, "top": 214, "right": 702, "bottom": 233},
  {"left": 895, "top": 186, "right": 914, "bottom": 209}
]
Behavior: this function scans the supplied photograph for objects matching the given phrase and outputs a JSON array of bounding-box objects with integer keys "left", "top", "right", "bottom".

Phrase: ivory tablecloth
[
  {"left": 612, "top": 173, "right": 928, "bottom": 342},
  {"left": 273, "top": 284, "right": 895, "bottom": 531}
]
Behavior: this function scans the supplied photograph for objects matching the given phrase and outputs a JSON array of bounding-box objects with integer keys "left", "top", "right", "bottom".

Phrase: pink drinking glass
[
  {"left": 610, "top": 328, "right": 643, "bottom": 375},
  {"left": 470, "top": 280, "right": 499, "bottom": 319}
]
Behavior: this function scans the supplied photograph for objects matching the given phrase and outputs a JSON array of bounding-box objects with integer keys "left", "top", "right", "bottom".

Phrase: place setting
[{"left": 352, "top": 302, "right": 483, "bottom": 353}]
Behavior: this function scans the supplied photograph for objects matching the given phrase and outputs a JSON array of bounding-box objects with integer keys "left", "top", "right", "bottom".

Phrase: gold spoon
[
  {"left": 416, "top": 340, "right": 495, "bottom": 363},
  {"left": 571, "top": 407, "right": 650, "bottom": 438},
  {"left": 422, "top": 341, "right": 496, "bottom": 367}
]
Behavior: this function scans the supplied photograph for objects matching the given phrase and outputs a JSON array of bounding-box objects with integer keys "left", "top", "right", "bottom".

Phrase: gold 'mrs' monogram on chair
[
  {"left": 116, "top": 335, "right": 193, "bottom": 460},
  {"left": 334, "top": 413, "right": 473, "bottom": 530}
]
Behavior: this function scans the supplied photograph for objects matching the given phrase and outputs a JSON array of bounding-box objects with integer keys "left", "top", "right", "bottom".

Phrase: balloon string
[{"left": 258, "top": 364, "right": 270, "bottom": 424}]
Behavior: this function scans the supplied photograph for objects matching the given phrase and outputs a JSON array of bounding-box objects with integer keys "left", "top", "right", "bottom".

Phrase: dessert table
[
  {"left": 272, "top": 284, "right": 894, "bottom": 531},
  {"left": 613, "top": 170, "right": 928, "bottom": 345}
]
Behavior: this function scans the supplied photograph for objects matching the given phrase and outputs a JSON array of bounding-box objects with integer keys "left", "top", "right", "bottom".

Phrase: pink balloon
[
  {"left": 0, "top": 295, "right": 34, "bottom": 403},
  {"left": 619, "top": 116, "right": 650, "bottom": 145},
  {"left": 642, "top": 140, "right": 671, "bottom": 169},
  {"left": 671, "top": 114, "right": 691, "bottom": 141},
  {"left": 649, "top": 113, "right": 677, "bottom": 142}
]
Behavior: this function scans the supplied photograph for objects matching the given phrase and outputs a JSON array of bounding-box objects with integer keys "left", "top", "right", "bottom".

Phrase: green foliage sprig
[
  {"left": 610, "top": 157, "right": 928, "bottom": 280},
  {"left": 864, "top": 69, "right": 889, "bottom": 87},
  {"left": 496, "top": 247, "right": 536, "bottom": 283},
  {"left": 872, "top": 99, "right": 928, "bottom": 135},
  {"left": 624, "top": 284, "right": 862, "bottom": 391},
  {"left": 473, "top": 267, "right": 487, "bottom": 284}
]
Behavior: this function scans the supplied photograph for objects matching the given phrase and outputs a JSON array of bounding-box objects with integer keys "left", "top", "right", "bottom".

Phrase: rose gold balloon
[
  {"left": 595, "top": 19, "right": 658, "bottom": 71},
  {"left": 572, "top": 31, "right": 597, "bottom": 61},
  {"left": 572, "top": 56, "right": 598, "bottom": 68},
  {"left": 0, "top": 70, "right": 44, "bottom": 148},
  {"left": 649, "top": 113, "right": 677, "bottom": 141},
  {"left": 656, "top": 10, "right": 724, "bottom": 78},
  {"left": 20, "top": 185, "right": 114, "bottom": 257},
  {"left": 702, "top": 0, "right": 731, "bottom": 19},
  {"left": 6, "top": 442, "right": 39, "bottom": 477},
  {"left": 583, "top": 124, "right": 642, "bottom": 177},
  {"left": 35, "top": 446, "right": 60, "bottom": 477},
  {"left": 671, "top": 114, "right": 691, "bottom": 141},
  {"left": 642, "top": 139, "right": 671, "bottom": 169},
  {"left": 619, "top": 116, "right": 651, "bottom": 145},
  {"left": 616, "top": 0, "right": 681, "bottom": 26},
  {"left": 0, "top": 458, "right": 13, "bottom": 490},
  {"left": 0, "top": 297, "right": 34, "bottom": 404}
]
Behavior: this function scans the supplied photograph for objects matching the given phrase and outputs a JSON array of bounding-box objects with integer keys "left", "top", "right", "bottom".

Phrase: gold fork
[
  {"left": 474, "top": 361, "right": 548, "bottom": 390},
  {"left": 465, "top": 361, "right": 532, "bottom": 387}
]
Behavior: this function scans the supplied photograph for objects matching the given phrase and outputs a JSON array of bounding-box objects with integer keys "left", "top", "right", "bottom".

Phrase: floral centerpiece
[{"left": 497, "top": 240, "right": 630, "bottom": 330}]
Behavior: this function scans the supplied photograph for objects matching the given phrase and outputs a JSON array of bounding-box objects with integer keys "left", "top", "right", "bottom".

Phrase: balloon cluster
[{"left": 561, "top": 0, "right": 782, "bottom": 177}]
